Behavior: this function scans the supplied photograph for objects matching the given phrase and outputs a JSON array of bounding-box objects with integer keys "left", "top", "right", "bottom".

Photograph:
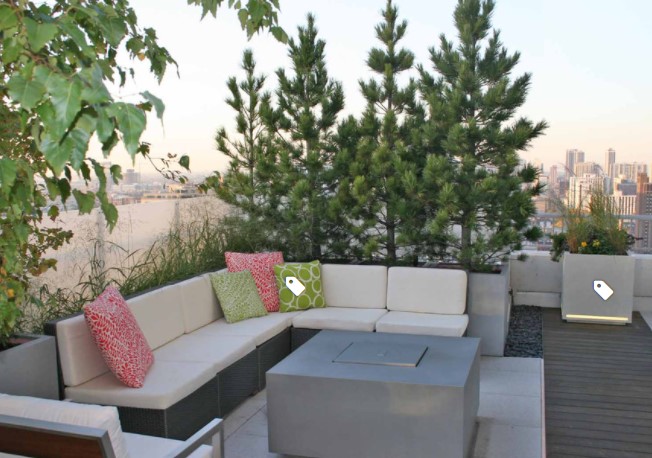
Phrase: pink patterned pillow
[
  {"left": 84, "top": 287, "right": 154, "bottom": 388},
  {"left": 225, "top": 251, "right": 284, "bottom": 312}
]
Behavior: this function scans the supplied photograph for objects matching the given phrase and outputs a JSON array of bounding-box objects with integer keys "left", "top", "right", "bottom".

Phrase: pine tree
[
  {"left": 418, "top": 0, "right": 547, "bottom": 271},
  {"left": 262, "top": 14, "right": 345, "bottom": 260},
  {"left": 347, "top": 0, "right": 421, "bottom": 264},
  {"left": 206, "top": 49, "right": 273, "bottom": 219}
]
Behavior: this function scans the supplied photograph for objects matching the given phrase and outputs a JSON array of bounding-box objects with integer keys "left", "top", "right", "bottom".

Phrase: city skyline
[{"left": 90, "top": 0, "right": 652, "bottom": 174}]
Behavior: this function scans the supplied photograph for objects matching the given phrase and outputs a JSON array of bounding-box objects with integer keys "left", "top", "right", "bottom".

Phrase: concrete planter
[
  {"left": 467, "top": 264, "right": 511, "bottom": 356},
  {"left": 0, "top": 334, "right": 59, "bottom": 399},
  {"left": 561, "top": 253, "right": 635, "bottom": 324}
]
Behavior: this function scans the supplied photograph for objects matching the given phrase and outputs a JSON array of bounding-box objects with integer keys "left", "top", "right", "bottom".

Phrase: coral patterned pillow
[
  {"left": 84, "top": 287, "right": 154, "bottom": 388},
  {"left": 225, "top": 251, "right": 284, "bottom": 312}
]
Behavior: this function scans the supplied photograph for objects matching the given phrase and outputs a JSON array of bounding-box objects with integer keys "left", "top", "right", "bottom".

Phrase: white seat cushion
[
  {"left": 0, "top": 394, "right": 128, "bottom": 458},
  {"left": 387, "top": 267, "right": 467, "bottom": 314},
  {"left": 65, "top": 360, "right": 215, "bottom": 410},
  {"left": 375, "top": 311, "right": 469, "bottom": 337},
  {"left": 154, "top": 334, "right": 256, "bottom": 373},
  {"left": 321, "top": 264, "right": 388, "bottom": 308},
  {"left": 124, "top": 432, "right": 212, "bottom": 458},
  {"left": 177, "top": 274, "right": 222, "bottom": 333},
  {"left": 292, "top": 307, "right": 387, "bottom": 332},
  {"left": 191, "top": 312, "right": 301, "bottom": 346}
]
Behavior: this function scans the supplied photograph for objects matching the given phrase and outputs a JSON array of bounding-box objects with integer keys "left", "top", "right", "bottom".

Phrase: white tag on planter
[
  {"left": 593, "top": 280, "right": 614, "bottom": 301},
  {"left": 286, "top": 276, "right": 306, "bottom": 296}
]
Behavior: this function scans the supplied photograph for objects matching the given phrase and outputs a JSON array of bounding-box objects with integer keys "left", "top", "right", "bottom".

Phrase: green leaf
[
  {"left": 0, "top": 5, "right": 17, "bottom": 31},
  {"left": 96, "top": 110, "right": 114, "bottom": 143},
  {"left": 141, "top": 91, "right": 165, "bottom": 120},
  {"left": 179, "top": 155, "right": 190, "bottom": 170},
  {"left": 24, "top": 17, "right": 58, "bottom": 52},
  {"left": 110, "top": 164, "right": 123, "bottom": 184},
  {"left": 58, "top": 178, "right": 71, "bottom": 202},
  {"left": 72, "top": 189, "right": 95, "bottom": 214},
  {"left": 7, "top": 73, "right": 46, "bottom": 110},
  {"left": 47, "top": 205, "right": 60, "bottom": 221},
  {"left": 0, "top": 159, "right": 17, "bottom": 194},
  {"left": 46, "top": 74, "right": 82, "bottom": 129},
  {"left": 99, "top": 16, "right": 127, "bottom": 48},
  {"left": 111, "top": 103, "right": 146, "bottom": 158},
  {"left": 270, "top": 26, "right": 288, "bottom": 43},
  {"left": 237, "top": 9, "right": 248, "bottom": 28},
  {"left": 2, "top": 37, "right": 22, "bottom": 63},
  {"left": 40, "top": 135, "right": 71, "bottom": 175}
]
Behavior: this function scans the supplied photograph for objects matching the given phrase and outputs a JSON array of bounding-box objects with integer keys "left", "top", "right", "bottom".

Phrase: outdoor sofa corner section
[{"left": 46, "top": 264, "right": 470, "bottom": 440}]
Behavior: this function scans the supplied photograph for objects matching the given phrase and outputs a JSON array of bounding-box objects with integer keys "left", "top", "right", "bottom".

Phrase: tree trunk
[
  {"left": 461, "top": 224, "right": 472, "bottom": 269},
  {"left": 386, "top": 210, "right": 397, "bottom": 264}
]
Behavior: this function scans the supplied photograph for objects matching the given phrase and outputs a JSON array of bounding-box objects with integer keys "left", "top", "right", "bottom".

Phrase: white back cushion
[
  {"left": 0, "top": 394, "right": 128, "bottom": 458},
  {"left": 127, "top": 284, "right": 185, "bottom": 350},
  {"left": 56, "top": 314, "right": 109, "bottom": 387},
  {"left": 387, "top": 267, "right": 467, "bottom": 314},
  {"left": 177, "top": 275, "right": 222, "bottom": 333},
  {"left": 321, "top": 264, "right": 388, "bottom": 309}
]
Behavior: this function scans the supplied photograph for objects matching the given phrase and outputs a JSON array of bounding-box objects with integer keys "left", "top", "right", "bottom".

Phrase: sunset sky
[{"left": 93, "top": 0, "right": 652, "bottom": 176}]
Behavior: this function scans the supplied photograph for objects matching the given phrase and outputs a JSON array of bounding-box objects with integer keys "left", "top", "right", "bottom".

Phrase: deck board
[{"left": 543, "top": 309, "right": 652, "bottom": 457}]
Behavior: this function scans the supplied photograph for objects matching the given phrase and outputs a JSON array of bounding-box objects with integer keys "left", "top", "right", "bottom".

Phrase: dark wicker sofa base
[{"left": 46, "top": 323, "right": 294, "bottom": 440}]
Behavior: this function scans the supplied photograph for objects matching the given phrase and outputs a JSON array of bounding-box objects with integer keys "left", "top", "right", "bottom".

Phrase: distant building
[
  {"left": 565, "top": 149, "right": 585, "bottom": 177},
  {"left": 574, "top": 161, "right": 601, "bottom": 177},
  {"left": 567, "top": 174, "right": 610, "bottom": 209},
  {"left": 636, "top": 173, "right": 652, "bottom": 249},
  {"left": 124, "top": 169, "right": 141, "bottom": 185},
  {"left": 605, "top": 148, "right": 616, "bottom": 177},
  {"left": 611, "top": 163, "right": 648, "bottom": 183}
]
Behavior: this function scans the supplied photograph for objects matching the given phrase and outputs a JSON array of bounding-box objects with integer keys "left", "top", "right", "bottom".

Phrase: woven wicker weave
[
  {"left": 291, "top": 327, "right": 321, "bottom": 352},
  {"left": 257, "top": 328, "right": 291, "bottom": 390}
]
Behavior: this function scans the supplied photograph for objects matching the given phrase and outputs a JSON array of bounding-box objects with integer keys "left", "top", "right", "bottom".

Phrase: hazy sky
[{"left": 93, "top": 0, "right": 652, "bottom": 175}]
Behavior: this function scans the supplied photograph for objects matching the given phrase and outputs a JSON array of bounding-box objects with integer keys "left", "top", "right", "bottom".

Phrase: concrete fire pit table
[{"left": 267, "top": 330, "right": 480, "bottom": 458}]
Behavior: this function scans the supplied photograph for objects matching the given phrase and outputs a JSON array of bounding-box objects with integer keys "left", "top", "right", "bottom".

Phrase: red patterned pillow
[
  {"left": 225, "top": 251, "right": 284, "bottom": 312},
  {"left": 84, "top": 287, "right": 154, "bottom": 388}
]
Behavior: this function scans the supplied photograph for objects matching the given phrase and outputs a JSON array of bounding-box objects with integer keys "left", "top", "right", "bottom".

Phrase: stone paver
[{"left": 224, "top": 356, "right": 543, "bottom": 458}]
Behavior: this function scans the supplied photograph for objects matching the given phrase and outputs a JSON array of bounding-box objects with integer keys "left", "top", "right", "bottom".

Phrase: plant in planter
[
  {"left": 551, "top": 189, "right": 635, "bottom": 324},
  {"left": 415, "top": 0, "right": 547, "bottom": 355}
]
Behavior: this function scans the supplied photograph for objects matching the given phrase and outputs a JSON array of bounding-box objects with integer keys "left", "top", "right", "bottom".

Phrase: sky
[{"left": 92, "top": 0, "right": 652, "bottom": 176}]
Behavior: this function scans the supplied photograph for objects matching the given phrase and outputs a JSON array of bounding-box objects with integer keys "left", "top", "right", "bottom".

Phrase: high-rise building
[
  {"left": 611, "top": 163, "right": 648, "bottom": 183},
  {"left": 565, "top": 149, "right": 585, "bottom": 176},
  {"left": 605, "top": 148, "right": 616, "bottom": 177},
  {"left": 124, "top": 169, "right": 141, "bottom": 185},
  {"left": 574, "top": 161, "right": 601, "bottom": 177},
  {"left": 567, "top": 174, "right": 610, "bottom": 209},
  {"left": 548, "top": 165, "right": 559, "bottom": 194},
  {"left": 636, "top": 173, "right": 652, "bottom": 250}
]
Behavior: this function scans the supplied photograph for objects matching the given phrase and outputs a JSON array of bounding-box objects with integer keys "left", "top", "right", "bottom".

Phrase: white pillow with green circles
[
  {"left": 210, "top": 270, "right": 268, "bottom": 323},
  {"left": 274, "top": 260, "right": 326, "bottom": 312}
]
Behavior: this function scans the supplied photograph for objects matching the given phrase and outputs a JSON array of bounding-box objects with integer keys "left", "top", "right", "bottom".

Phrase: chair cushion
[
  {"left": 84, "top": 287, "right": 154, "bottom": 388},
  {"left": 321, "top": 264, "right": 388, "bottom": 309},
  {"left": 127, "top": 284, "right": 186, "bottom": 350},
  {"left": 387, "top": 267, "right": 467, "bottom": 314},
  {"left": 209, "top": 271, "right": 268, "bottom": 323},
  {"left": 0, "top": 393, "right": 128, "bottom": 458},
  {"left": 124, "top": 432, "right": 212, "bottom": 458},
  {"left": 375, "top": 311, "right": 469, "bottom": 337},
  {"left": 192, "top": 312, "right": 301, "bottom": 346},
  {"left": 56, "top": 314, "right": 109, "bottom": 387},
  {"left": 292, "top": 307, "right": 387, "bottom": 332},
  {"left": 226, "top": 251, "right": 284, "bottom": 312},
  {"left": 154, "top": 334, "right": 257, "bottom": 373},
  {"left": 275, "top": 261, "right": 326, "bottom": 312},
  {"left": 65, "top": 360, "right": 215, "bottom": 410},
  {"left": 177, "top": 274, "right": 222, "bottom": 333}
]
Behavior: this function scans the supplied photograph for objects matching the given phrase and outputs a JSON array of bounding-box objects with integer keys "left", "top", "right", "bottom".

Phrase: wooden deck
[{"left": 543, "top": 309, "right": 652, "bottom": 457}]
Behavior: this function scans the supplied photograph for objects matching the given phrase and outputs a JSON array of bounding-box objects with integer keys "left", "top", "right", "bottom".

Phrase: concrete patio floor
[{"left": 223, "top": 356, "right": 544, "bottom": 458}]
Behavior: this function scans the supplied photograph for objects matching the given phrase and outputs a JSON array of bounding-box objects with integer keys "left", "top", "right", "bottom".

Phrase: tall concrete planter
[
  {"left": 0, "top": 334, "right": 59, "bottom": 399},
  {"left": 561, "top": 253, "right": 634, "bottom": 324},
  {"left": 467, "top": 264, "right": 511, "bottom": 356}
]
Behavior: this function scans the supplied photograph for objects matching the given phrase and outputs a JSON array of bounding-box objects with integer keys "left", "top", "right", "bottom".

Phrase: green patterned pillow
[
  {"left": 209, "top": 271, "right": 268, "bottom": 323},
  {"left": 274, "top": 261, "right": 326, "bottom": 312}
]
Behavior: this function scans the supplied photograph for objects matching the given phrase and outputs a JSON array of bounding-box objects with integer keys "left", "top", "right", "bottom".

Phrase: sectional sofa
[{"left": 46, "top": 264, "right": 469, "bottom": 440}]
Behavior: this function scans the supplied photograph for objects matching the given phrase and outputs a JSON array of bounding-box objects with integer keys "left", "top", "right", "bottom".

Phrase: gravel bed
[{"left": 504, "top": 305, "right": 543, "bottom": 358}]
